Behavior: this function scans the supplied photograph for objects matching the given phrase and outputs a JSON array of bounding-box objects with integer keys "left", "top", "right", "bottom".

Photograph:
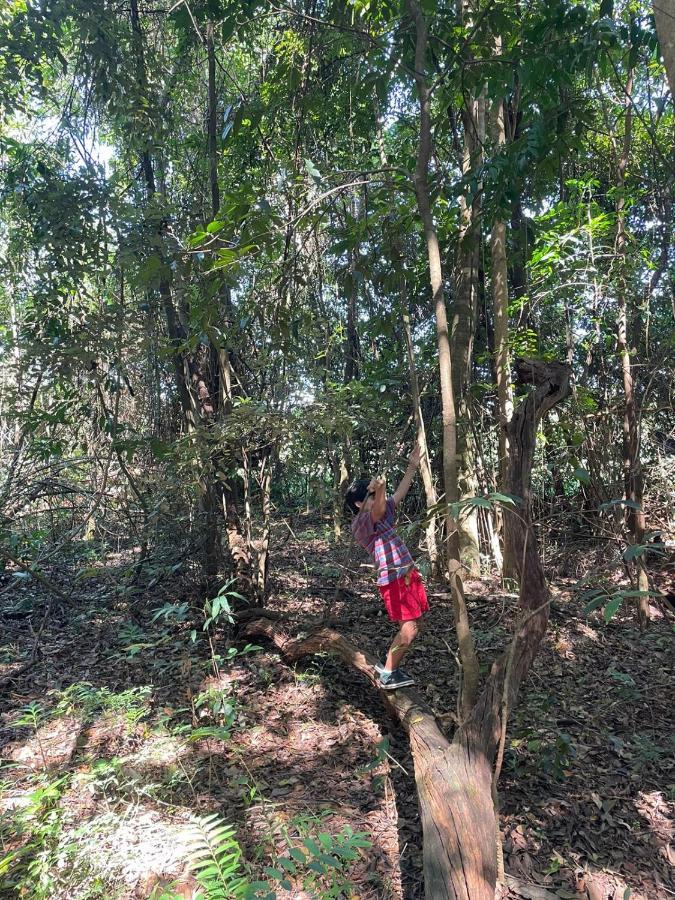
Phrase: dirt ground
[{"left": 1, "top": 522, "right": 673, "bottom": 899}]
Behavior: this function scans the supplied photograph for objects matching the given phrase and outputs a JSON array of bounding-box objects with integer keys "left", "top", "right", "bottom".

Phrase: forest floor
[{"left": 0, "top": 518, "right": 673, "bottom": 900}]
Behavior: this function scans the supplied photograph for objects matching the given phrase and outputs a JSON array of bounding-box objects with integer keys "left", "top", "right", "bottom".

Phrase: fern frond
[{"left": 187, "top": 813, "right": 249, "bottom": 899}]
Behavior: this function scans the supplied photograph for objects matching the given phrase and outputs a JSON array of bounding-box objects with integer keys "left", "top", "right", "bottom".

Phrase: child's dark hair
[{"left": 345, "top": 478, "right": 371, "bottom": 515}]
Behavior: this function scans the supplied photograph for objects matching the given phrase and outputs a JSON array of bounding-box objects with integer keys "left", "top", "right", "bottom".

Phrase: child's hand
[
  {"left": 408, "top": 444, "right": 421, "bottom": 469},
  {"left": 368, "top": 477, "right": 385, "bottom": 494}
]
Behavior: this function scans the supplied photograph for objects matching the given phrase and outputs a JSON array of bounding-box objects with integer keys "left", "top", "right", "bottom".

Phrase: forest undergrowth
[{"left": 1, "top": 520, "right": 672, "bottom": 900}]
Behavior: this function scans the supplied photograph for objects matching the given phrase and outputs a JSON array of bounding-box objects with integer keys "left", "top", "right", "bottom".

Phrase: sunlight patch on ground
[
  {"left": 4, "top": 716, "right": 82, "bottom": 772},
  {"left": 64, "top": 802, "right": 193, "bottom": 894},
  {"left": 575, "top": 621, "right": 600, "bottom": 641},
  {"left": 634, "top": 790, "right": 675, "bottom": 868},
  {"left": 127, "top": 731, "right": 191, "bottom": 768}
]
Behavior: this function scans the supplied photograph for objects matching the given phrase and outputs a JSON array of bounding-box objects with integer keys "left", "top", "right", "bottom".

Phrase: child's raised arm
[
  {"left": 369, "top": 477, "right": 387, "bottom": 521},
  {"left": 393, "top": 444, "right": 421, "bottom": 506}
]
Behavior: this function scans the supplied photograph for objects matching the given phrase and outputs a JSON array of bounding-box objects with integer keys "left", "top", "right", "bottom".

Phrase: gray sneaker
[
  {"left": 378, "top": 669, "right": 415, "bottom": 690},
  {"left": 375, "top": 663, "right": 413, "bottom": 679}
]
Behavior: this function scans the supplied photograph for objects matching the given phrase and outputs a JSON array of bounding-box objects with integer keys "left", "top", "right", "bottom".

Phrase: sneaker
[
  {"left": 378, "top": 669, "right": 415, "bottom": 690},
  {"left": 375, "top": 662, "right": 413, "bottom": 679},
  {"left": 375, "top": 664, "right": 414, "bottom": 680}
]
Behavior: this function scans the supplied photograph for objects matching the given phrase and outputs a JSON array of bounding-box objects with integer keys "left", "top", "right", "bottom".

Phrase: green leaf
[
  {"left": 263, "top": 867, "right": 285, "bottom": 881},
  {"left": 0, "top": 852, "right": 19, "bottom": 876},
  {"left": 572, "top": 467, "right": 590, "bottom": 484},
  {"left": 350, "top": 835, "right": 372, "bottom": 847},
  {"left": 138, "top": 255, "right": 162, "bottom": 285},
  {"left": 583, "top": 594, "right": 607, "bottom": 615},
  {"left": 304, "top": 158, "right": 322, "bottom": 183},
  {"left": 487, "top": 492, "right": 518, "bottom": 506},
  {"left": 603, "top": 595, "right": 623, "bottom": 622},
  {"left": 465, "top": 496, "right": 492, "bottom": 509},
  {"left": 302, "top": 838, "right": 321, "bottom": 856},
  {"left": 623, "top": 544, "right": 647, "bottom": 562}
]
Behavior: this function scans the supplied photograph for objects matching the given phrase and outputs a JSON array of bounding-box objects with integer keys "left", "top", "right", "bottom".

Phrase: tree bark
[
  {"left": 204, "top": 19, "right": 250, "bottom": 585},
  {"left": 490, "top": 86, "right": 516, "bottom": 579},
  {"left": 244, "top": 359, "right": 570, "bottom": 898},
  {"left": 653, "top": 0, "right": 675, "bottom": 97},
  {"left": 453, "top": 77, "right": 484, "bottom": 576},
  {"left": 401, "top": 306, "right": 440, "bottom": 575},
  {"left": 254, "top": 446, "right": 274, "bottom": 595},
  {"left": 206, "top": 23, "right": 220, "bottom": 218},
  {"left": 344, "top": 244, "right": 362, "bottom": 383},
  {"left": 406, "top": 0, "right": 479, "bottom": 716},
  {"left": 130, "top": 1, "right": 237, "bottom": 584},
  {"left": 614, "top": 67, "right": 650, "bottom": 628},
  {"left": 129, "top": 0, "right": 193, "bottom": 419},
  {"left": 373, "top": 96, "right": 439, "bottom": 573}
]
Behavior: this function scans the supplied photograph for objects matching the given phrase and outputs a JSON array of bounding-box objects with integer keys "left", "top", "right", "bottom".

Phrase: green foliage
[
  {"left": 203, "top": 579, "right": 247, "bottom": 632},
  {"left": 151, "top": 601, "right": 191, "bottom": 624},
  {"left": 183, "top": 814, "right": 371, "bottom": 900},
  {"left": 508, "top": 728, "right": 577, "bottom": 781},
  {"left": 262, "top": 825, "right": 371, "bottom": 898},
  {"left": 53, "top": 682, "right": 152, "bottom": 726},
  {"left": 13, "top": 700, "right": 46, "bottom": 731},
  {"left": 0, "top": 774, "right": 69, "bottom": 898},
  {"left": 357, "top": 735, "right": 390, "bottom": 774},
  {"left": 581, "top": 587, "right": 659, "bottom": 623},
  {"left": 186, "top": 814, "right": 250, "bottom": 898}
]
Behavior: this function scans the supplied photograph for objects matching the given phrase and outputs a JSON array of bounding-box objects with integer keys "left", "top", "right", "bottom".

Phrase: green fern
[{"left": 187, "top": 814, "right": 251, "bottom": 899}]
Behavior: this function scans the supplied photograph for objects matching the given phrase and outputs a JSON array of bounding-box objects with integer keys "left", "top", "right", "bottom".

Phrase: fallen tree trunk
[{"left": 246, "top": 359, "right": 570, "bottom": 899}]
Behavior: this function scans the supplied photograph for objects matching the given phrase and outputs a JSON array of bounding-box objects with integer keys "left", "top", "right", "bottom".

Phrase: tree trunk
[
  {"left": 399, "top": 269, "right": 440, "bottom": 575},
  {"left": 205, "top": 19, "right": 249, "bottom": 585},
  {"left": 129, "top": 0, "right": 220, "bottom": 583},
  {"left": 130, "top": 1, "right": 244, "bottom": 585},
  {"left": 374, "top": 96, "right": 439, "bottom": 573},
  {"left": 344, "top": 244, "right": 361, "bottom": 383},
  {"left": 244, "top": 360, "right": 570, "bottom": 899},
  {"left": 331, "top": 446, "right": 350, "bottom": 541},
  {"left": 206, "top": 23, "right": 220, "bottom": 218},
  {"left": 508, "top": 196, "right": 528, "bottom": 317},
  {"left": 653, "top": 0, "right": 675, "bottom": 97},
  {"left": 490, "top": 87, "right": 516, "bottom": 578},
  {"left": 615, "top": 67, "right": 650, "bottom": 628},
  {"left": 254, "top": 447, "right": 274, "bottom": 596},
  {"left": 453, "top": 81, "right": 484, "bottom": 576},
  {"left": 406, "top": 0, "right": 479, "bottom": 716},
  {"left": 458, "top": 429, "right": 481, "bottom": 574}
]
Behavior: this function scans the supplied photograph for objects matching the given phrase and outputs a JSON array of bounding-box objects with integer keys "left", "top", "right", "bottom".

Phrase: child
[{"left": 345, "top": 445, "right": 428, "bottom": 690}]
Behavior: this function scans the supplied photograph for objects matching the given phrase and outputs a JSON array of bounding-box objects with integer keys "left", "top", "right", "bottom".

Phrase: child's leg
[{"left": 384, "top": 617, "right": 423, "bottom": 671}]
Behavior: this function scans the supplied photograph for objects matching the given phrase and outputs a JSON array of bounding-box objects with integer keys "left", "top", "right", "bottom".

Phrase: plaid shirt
[{"left": 351, "top": 496, "right": 414, "bottom": 586}]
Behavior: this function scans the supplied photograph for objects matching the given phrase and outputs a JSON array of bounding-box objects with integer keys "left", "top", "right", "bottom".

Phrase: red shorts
[{"left": 379, "top": 568, "right": 429, "bottom": 622}]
